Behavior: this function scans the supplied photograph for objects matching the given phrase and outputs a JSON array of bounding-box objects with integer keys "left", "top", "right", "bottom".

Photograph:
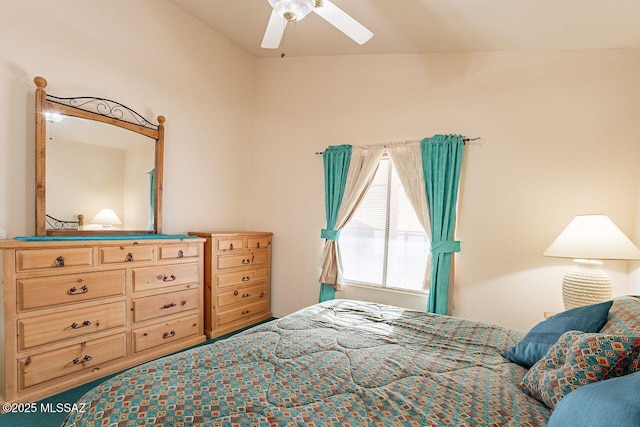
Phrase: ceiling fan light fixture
[
  {"left": 268, "top": 0, "right": 315, "bottom": 22},
  {"left": 262, "top": 0, "right": 373, "bottom": 50}
]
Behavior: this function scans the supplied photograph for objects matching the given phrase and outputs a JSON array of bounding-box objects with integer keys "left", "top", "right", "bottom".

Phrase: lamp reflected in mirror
[{"left": 90, "top": 208, "right": 122, "bottom": 230}]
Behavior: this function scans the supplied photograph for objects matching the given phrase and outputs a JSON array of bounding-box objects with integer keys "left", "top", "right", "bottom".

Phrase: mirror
[{"left": 34, "top": 76, "right": 164, "bottom": 236}]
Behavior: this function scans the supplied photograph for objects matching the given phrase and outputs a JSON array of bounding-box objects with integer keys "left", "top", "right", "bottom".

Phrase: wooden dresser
[
  {"left": 188, "top": 232, "right": 272, "bottom": 338},
  {"left": 0, "top": 236, "right": 206, "bottom": 404}
]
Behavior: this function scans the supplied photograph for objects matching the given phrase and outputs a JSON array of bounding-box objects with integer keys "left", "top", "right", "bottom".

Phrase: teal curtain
[
  {"left": 319, "top": 145, "right": 352, "bottom": 302},
  {"left": 421, "top": 134, "right": 464, "bottom": 315},
  {"left": 149, "top": 169, "right": 155, "bottom": 229}
]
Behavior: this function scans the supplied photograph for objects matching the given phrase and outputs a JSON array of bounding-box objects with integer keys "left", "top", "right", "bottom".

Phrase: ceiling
[{"left": 171, "top": 0, "right": 640, "bottom": 58}]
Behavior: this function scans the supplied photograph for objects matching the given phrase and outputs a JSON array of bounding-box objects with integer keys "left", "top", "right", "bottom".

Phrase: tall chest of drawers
[
  {"left": 0, "top": 237, "right": 206, "bottom": 404},
  {"left": 188, "top": 232, "right": 272, "bottom": 338}
]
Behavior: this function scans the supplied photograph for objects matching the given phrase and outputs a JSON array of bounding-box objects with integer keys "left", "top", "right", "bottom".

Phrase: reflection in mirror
[{"left": 46, "top": 116, "right": 156, "bottom": 231}]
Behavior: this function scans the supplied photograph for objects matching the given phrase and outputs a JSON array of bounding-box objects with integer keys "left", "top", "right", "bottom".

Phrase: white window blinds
[{"left": 340, "top": 157, "right": 430, "bottom": 292}]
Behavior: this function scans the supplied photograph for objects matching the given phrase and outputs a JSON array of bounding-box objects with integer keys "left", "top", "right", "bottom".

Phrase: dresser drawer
[
  {"left": 217, "top": 299, "right": 269, "bottom": 327},
  {"left": 19, "top": 333, "right": 126, "bottom": 389},
  {"left": 159, "top": 243, "right": 199, "bottom": 260},
  {"left": 100, "top": 245, "right": 154, "bottom": 264},
  {"left": 132, "top": 288, "right": 199, "bottom": 323},
  {"left": 132, "top": 263, "right": 199, "bottom": 293},
  {"left": 132, "top": 314, "right": 199, "bottom": 353},
  {"left": 247, "top": 236, "right": 270, "bottom": 250},
  {"left": 216, "top": 238, "right": 244, "bottom": 252},
  {"left": 17, "top": 270, "right": 125, "bottom": 311},
  {"left": 216, "top": 251, "right": 269, "bottom": 270},
  {"left": 216, "top": 268, "right": 268, "bottom": 289},
  {"left": 217, "top": 284, "right": 269, "bottom": 309},
  {"left": 16, "top": 248, "right": 93, "bottom": 272},
  {"left": 18, "top": 302, "right": 125, "bottom": 350}
]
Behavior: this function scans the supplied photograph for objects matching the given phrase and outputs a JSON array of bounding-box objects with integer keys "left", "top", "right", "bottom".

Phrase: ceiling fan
[{"left": 261, "top": 0, "right": 374, "bottom": 49}]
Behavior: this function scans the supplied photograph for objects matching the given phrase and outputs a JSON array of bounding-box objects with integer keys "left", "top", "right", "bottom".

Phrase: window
[{"left": 340, "top": 156, "right": 430, "bottom": 292}]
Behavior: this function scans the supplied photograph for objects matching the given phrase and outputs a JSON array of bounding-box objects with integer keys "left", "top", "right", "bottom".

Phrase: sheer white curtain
[
  {"left": 387, "top": 143, "right": 432, "bottom": 291},
  {"left": 318, "top": 146, "right": 385, "bottom": 289}
]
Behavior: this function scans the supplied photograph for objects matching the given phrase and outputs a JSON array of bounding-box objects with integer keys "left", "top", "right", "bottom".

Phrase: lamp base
[{"left": 562, "top": 259, "right": 612, "bottom": 310}]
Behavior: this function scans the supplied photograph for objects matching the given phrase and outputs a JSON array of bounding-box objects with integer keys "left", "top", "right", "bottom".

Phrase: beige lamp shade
[
  {"left": 543, "top": 214, "right": 640, "bottom": 260},
  {"left": 91, "top": 208, "right": 122, "bottom": 226},
  {"left": 544, "top": 214, "right": 640, "bottom": 309}
]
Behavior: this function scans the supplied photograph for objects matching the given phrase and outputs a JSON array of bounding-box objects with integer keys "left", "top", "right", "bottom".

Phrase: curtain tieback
[
  {"left": 321, "top": 228, "right": 341, "bottom": 241},
  {"left": 431, "top": 240, "right": 461, "bottom": 254}
]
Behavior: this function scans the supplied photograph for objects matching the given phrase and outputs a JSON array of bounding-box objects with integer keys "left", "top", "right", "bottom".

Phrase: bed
[{"left": 62, "top": 297, "right": 640, "bottom": 426}]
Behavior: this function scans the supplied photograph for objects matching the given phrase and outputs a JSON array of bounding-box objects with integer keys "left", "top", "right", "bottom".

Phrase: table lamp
[
  {"left": 91, "top": 208, "right": 122, "bottom": 229},
  {"left": 543, "top": 214, "right": 640, "bottom": 309}
]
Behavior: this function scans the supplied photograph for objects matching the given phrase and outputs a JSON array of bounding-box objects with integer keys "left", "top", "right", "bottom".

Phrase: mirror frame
[{"left": 34, "top": 76, "right": 164, "bottom": 236}]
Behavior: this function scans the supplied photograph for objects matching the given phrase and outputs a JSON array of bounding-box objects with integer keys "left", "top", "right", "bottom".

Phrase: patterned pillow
[
  {"left": 520, "top": 331, "right": 640, "bottom": 409},
  {"left": 600, "top": 295, "right": 640, "bottom": 371},
  {"left": 600, "top": 295, "right": 640, "bottom": 335}
]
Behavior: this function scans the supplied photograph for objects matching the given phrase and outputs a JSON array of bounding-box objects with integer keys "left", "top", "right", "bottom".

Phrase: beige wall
[
  {"left": 2, "top": 2, "right": 640, "bottom": 331},
  {"left": 250, "top": 50, "right": 640, "bottom": 330}
]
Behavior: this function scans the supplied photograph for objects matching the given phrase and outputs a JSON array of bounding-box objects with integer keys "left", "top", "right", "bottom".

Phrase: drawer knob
[
  {"left": 55, "top": 256, "right": 65, "bottom": 268},
  {"left": 70, "top": 320, "right": 92, "bottom": 329},
  {"left": 163, "top": 274, "right": 176, "bottom": 282},
  {"left": 68, "top": 285, "right": 89, "bottom": 295},
  {"left": 162, "top": 330, "right": 176, "bottom": 339},
  {"left": 242, "top": 258, "right": 251, "bottom": 264},
  {"left": 260, "top": 292, "right": 265, "bottom": 298},
  {"left": 242, "top": 276, "right": 250, "bottom": 282},
  {"left": 162, "top": 302, "right": 177, "bottom": 309},
  {"left": 233, "top": 290, "right": 239, "bottom": 296},
  {"left": 178, "top": 249, "right": 184, "bottom": 258},
  {"left": 72, "top": 354, "right": 93, "bottom": 364},
  {"left": 125, "top": 252, "right": 134, "bottom": 262}
]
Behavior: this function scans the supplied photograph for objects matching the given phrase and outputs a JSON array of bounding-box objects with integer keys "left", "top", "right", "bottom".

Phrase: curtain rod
[{"left": 314, "top": 136, "right": 481, "bottom": 155}]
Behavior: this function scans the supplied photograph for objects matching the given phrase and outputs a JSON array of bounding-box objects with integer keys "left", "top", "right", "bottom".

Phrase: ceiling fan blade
[
  {"left": 261, "top": 9, "right": 286, "bottom": 49},
  {"left": 313, "top": 0, "right": 373, "bottom": 45}
]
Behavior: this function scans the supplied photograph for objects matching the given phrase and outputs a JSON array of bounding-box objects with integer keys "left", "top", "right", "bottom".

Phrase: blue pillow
[
  {"left": 503, "top": 300, "right": 612, "bottom": 368},
  {"left": 548, "top": 372, "right": 640, "bottom": 427}
]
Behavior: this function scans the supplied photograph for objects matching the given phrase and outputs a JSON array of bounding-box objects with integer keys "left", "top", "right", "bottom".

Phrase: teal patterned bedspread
[{"left": 63, "top": 300, "right": 551, "bottom": 426}]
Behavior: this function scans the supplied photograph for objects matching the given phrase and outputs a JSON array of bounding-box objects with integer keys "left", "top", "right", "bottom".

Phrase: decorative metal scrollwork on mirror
[{"left": 34, "top": 76, "right": 164, "bottom": 236}]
